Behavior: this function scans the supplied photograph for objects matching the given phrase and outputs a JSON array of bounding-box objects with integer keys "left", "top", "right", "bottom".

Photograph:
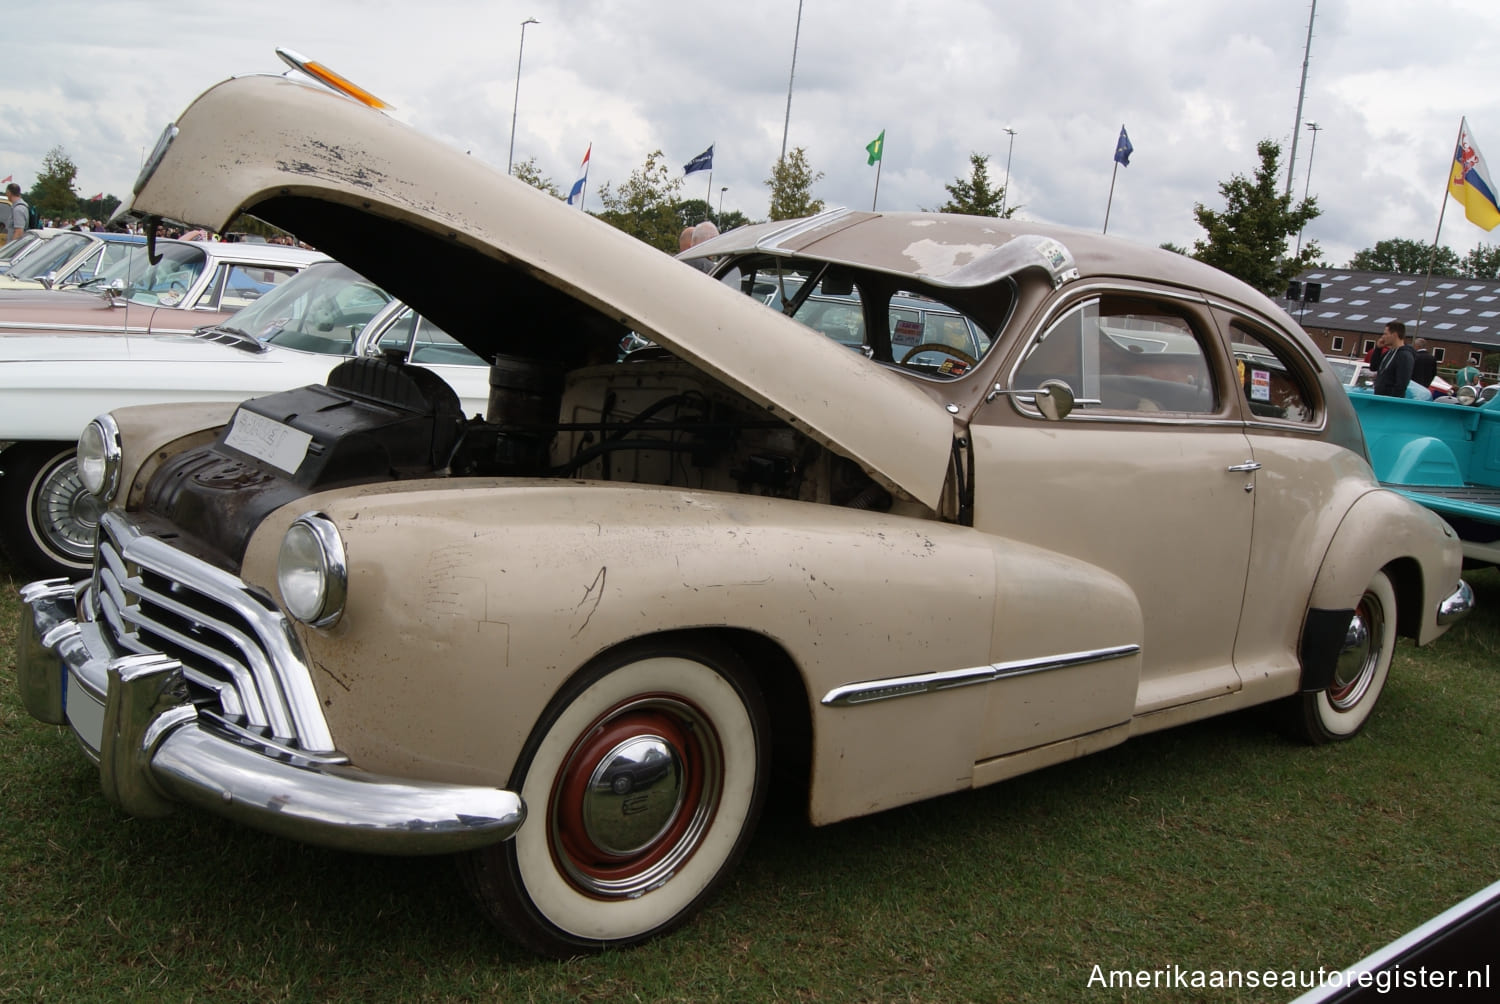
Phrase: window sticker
[
  {"left": 1251, "top": 369, "right": 1271, "bottom": 402},
  {"left": 892, "top": 318, "right": 923, "bottom": 345}
]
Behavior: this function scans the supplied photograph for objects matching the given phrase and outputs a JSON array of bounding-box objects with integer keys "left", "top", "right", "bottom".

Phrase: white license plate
[{"left": 62, "top": 664, "right": 106, "bottom": 754}]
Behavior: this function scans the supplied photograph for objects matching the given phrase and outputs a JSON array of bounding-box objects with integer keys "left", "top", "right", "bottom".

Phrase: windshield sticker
[
  {"left": 1251, "top": 369, "right": 1271, "bottom": 402},
  {"left": 939, "top": 359, "right": 969, "bottom": 377},
  {"left": 892, "top": 318, "right": 923, "bottom": 345},
  {"left": 224, "top": 409, "right": 313, "bottom": 474}
]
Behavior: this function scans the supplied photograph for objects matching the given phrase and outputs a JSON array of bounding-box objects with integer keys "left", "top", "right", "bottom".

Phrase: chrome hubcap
[
  {"left": 551, "top": 697, "right": 722, "bottom": 899},
  {"left": 1331, "top": 594, "right": 1383, "bottom": 711},
  {"left": 33, "top": 455, "right": 100, "bottom": 562}
]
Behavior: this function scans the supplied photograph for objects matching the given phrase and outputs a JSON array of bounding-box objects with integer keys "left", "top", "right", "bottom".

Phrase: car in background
[
  {"left": 0, "top": 228, "right": 62, "bottom": 267},
  {"left": 0, "top": 239, "right": 325, "bottom": 340},
  {"left": 0, "top": 231, "right": 146, "bottom": 290},
  {"left": 1325, "top": 356, "right": 1371, "bottom": 389},
  {"left": 16, "top": 68, "right": 1471, "bottom": 958},
  {"left": 0, "top": 260, "right": 489, "bottom": 577}
]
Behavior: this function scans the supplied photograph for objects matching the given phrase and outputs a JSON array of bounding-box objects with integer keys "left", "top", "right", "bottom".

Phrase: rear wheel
[
  {"left": 0, "top": 442, "right": 100, "bottom": 579},
  {"left": 461, "top": 640, "right": 769, "bottom": 957},
  {"left": 1290, "top": 570, "right": 1397, "bottom": 743}
]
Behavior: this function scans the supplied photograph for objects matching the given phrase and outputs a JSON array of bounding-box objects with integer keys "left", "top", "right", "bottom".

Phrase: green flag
[{"left": 866, "top": 129, "right": 885, "bottom": 166}]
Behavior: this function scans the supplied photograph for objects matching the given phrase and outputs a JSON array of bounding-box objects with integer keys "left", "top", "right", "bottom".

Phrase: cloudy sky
[{"left": 8, "top": 0, "right": 1500, "bottom": 265}]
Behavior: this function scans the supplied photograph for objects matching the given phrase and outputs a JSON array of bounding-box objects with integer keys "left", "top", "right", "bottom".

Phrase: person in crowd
[
  {"left": 4, "top": 183, "right": 27, "bottom": 243},
  {"left": 1373, "top": 321, "right": 1415, "bottom": 397},
  {"left": 1411, "top": 337, "right": 1438, "bottom": 387},
  {"left": 687, "top": 221, "right": 719, "bottom": 273}
]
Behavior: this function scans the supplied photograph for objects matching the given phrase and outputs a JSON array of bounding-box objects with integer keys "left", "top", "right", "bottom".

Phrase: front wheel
[
  {"left": 1289, "top": 570, "right": 1397, "bottom": 744},
  {"left": 461, "top": 640, "right": 769, "bottom": 957},
  {"left": 0, "top": 442, "right": 101, "bottom": 579}
]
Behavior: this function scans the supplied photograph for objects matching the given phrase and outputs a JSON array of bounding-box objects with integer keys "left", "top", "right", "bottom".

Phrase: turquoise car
[{"left": 1349, "top": 390, "right": 1500, "bottom": 564}]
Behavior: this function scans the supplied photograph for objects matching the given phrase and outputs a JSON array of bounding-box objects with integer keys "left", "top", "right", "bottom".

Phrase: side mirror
[
  {"left": 985, "top": 378, "right": 1076, "bottom": 421},
  {"left": 1033, "top": 379, "right": 1075, "bottom": 421}
]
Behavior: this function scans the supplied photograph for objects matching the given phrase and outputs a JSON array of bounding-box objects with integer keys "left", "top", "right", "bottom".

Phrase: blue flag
[
  {"left": 1114, "top": 126, "right": 1133, "bottom": 167},
  {"left": 684, "top": 144, "right": 714, "bottom": 175}
]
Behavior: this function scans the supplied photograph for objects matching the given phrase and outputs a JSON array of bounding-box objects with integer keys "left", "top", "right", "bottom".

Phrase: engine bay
[{"left": 138, "top": 353, "right": 896, "bottom": 570}]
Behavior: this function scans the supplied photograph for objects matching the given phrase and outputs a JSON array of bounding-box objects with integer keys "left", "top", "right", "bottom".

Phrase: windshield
[
  {"left": 225, "top": 261, "right": 392, "bottom": 354},
  {"left": 0, "top": 231, "right": 44, "bottom": 264},
  {"left": 4, "top": 232, "right": 92, "bottom": 280},
  {"left": 720, "top": 259, "right": 996, "bottom": 378},
  {"left": 85, "top": 242, "right": 209, "bottom": 305}
]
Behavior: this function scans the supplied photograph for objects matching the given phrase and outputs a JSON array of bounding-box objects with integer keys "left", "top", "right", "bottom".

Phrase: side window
[
  {"left": 1014, "top": 295, "right": 1217, "bottom": 415},
  {"left": 1230, "top": 322, "right": 1320, "bottom": 425},
  {"left": 409, "top": 315, "right": 486, "bottom": 366},
  {"left": 197, "top": 263, "right": 300, "bottom": 311}
]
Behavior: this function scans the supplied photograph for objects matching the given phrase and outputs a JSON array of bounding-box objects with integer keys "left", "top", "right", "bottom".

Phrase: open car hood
[{"left": 127, "top": 74, "right": 969, "bottom": 508}]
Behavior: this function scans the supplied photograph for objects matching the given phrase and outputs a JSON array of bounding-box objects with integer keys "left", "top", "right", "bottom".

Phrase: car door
[
  {"left": 1212, "top": 309, "right": 1369, "bottom": 694},
  {"left": 967, "top": 285, "right": 1256, "bottom": 757}
]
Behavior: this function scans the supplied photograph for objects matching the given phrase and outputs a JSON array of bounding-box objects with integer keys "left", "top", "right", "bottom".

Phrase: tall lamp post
[
  {"left": 719, "top": 186, "right": 728, "bottom": 220},
  {"left": 1294, "top": 121, "right": 1322, "bottom": 258},
  {"left": 508, "top": 17, "right": 539, "bottom": 175},
  {"left": 779, "top": 0, "right": 805, "bottom": 166},
  {"left": 1000, "top": 127, "right": 1017, "bottom": 215}
]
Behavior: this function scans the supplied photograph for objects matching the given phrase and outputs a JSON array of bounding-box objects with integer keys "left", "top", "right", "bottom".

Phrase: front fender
[
  {"left": 238, "top": 480, "right": 1140, "bottom": 825},
  {"left": 110, "top": 401, "right": 239, "bottom": 509}
]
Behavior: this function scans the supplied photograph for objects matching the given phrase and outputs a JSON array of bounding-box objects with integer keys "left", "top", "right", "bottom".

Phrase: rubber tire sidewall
[
  {"left": 1298, "top": 570, "right": 1397, "bottom": 743},
  {"left": 0, "top": 442, "right": 93, "bottom": 579},
  {"left": 461, "top": 639, "right": 769, "bottom": 957}
]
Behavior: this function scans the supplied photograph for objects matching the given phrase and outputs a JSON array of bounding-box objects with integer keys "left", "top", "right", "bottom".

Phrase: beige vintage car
[{"left": 18, "top": 69, "right": 1473, "bottom": 957}]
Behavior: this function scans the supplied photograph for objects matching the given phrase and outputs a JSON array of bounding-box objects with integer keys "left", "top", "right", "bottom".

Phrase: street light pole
[
  {"left": 508, "top": 17, "right": 539, "bottom": 175},
  {"left": 1000, "top": 127, "right": 1017, "bottom": 215},
  {"left": 1294, "top": 121, "right": 1322, "bottom": 258},
  {"left": 779, "top": 0, "right": 804, "bottom": 166},
  {"left": 719, "top": 186, "right": 727, "bottom": 220}
]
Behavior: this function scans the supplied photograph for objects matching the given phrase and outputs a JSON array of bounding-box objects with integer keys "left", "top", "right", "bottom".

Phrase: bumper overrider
[{"left": 18, "top": 573, "right": 525, "bottom": 856}]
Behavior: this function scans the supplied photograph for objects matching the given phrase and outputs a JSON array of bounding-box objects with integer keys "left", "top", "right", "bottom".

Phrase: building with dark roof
[{"left": 1285, "top": 268, "right": 1500, "bottom": 374}]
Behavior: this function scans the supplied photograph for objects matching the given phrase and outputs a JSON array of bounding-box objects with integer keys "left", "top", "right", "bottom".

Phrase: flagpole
[
  {"left": 706, "top": 170, "right": 713, "bottom": 221},
  {"left": 1416, "top": 119, "right": 1466, "bottom": 338},
  {"left": 872, "top": 158, "right": 882, "bottom": 211},
  {"left": 1103, "top": 160, "right": 1120, "bottom": 234}
]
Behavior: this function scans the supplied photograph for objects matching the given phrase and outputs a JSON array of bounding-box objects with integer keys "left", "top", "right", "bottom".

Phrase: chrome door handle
[{"left": 1226, "top": 461, "right": 1262, "bottom": 473}]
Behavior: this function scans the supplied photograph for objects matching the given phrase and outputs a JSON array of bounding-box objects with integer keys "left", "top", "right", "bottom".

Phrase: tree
[
  {"left": 28, "top": 147, "right": 79, "bottom": 221},
  {"left": 512, "top": 158, "right": 562, "bottom": 199},
  {"left": 1190, "top": 139, "right": 1320, "bottom": 297},
  {"left": 1347, "top": 238, "right": 1460, "bottom": 276},
  {"left": 593, "top": 150, "right": 684, "bottom": 253},
  {"left": 936, "top": 153, "right": 1013, "bottom": 217},
  {"left": 765, "top": 147, "right": 824, "bottom": 221},
  {"left": 1460, "top": 243, "right": 1500, "bottom": 279},
  {"left": 1159, "top": 241, "right": 1190, "bottom": 255},
  {"left": 675, "top": 198, "right": 714, "bottom": 230}
]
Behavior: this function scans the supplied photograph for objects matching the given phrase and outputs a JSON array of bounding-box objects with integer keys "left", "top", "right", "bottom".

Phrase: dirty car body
[{"left": 18, "top": 71, "right": 1472, "bottom": 956}]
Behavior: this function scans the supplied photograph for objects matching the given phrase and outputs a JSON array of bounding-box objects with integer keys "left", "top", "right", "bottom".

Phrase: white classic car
[
  {"left": 17, "top": 65, "right": 1472, "bottom": 958},
  {"left": 0, "top": 260, "right": 490, "bottom": 576},
  {"left": 0, "top": 231, "right": 145, "bottom": 290}
]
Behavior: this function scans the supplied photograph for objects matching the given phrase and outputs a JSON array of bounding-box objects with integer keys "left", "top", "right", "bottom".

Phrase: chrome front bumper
[{"left": 18, "top": 578, "right": 525, "bottom": 855}]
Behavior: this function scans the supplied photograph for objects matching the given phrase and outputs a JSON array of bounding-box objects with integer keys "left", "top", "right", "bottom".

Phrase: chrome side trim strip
[{"left": 821, "top": 644, "right": 1140, "bottom": 707}]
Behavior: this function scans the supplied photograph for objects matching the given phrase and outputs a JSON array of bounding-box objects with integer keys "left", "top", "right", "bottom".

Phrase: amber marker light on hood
[{"left": 275, "top": 48, "right": 392, "bottom": 110}]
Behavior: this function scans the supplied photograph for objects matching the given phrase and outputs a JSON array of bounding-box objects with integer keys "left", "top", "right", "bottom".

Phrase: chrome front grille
[{"left": 91, "top": 510, "right": 336, "bottom": 753}]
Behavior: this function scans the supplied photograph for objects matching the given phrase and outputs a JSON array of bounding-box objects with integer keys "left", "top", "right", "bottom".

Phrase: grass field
[{"left": 2, "top": 558, "right": 1497, "bottom": 1002}]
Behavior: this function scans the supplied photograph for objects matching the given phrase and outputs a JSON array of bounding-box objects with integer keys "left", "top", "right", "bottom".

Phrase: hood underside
[{"left": 126, "top": 75, "right": 979, "bottom": 507}]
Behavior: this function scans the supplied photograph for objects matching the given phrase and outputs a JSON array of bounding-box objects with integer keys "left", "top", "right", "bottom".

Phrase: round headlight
[
  {"left": 277, "top": 514, "right": 348, "bottom": 627},
  {"left": 77, "top": 415, "right": 122, "bottom": 501}
]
